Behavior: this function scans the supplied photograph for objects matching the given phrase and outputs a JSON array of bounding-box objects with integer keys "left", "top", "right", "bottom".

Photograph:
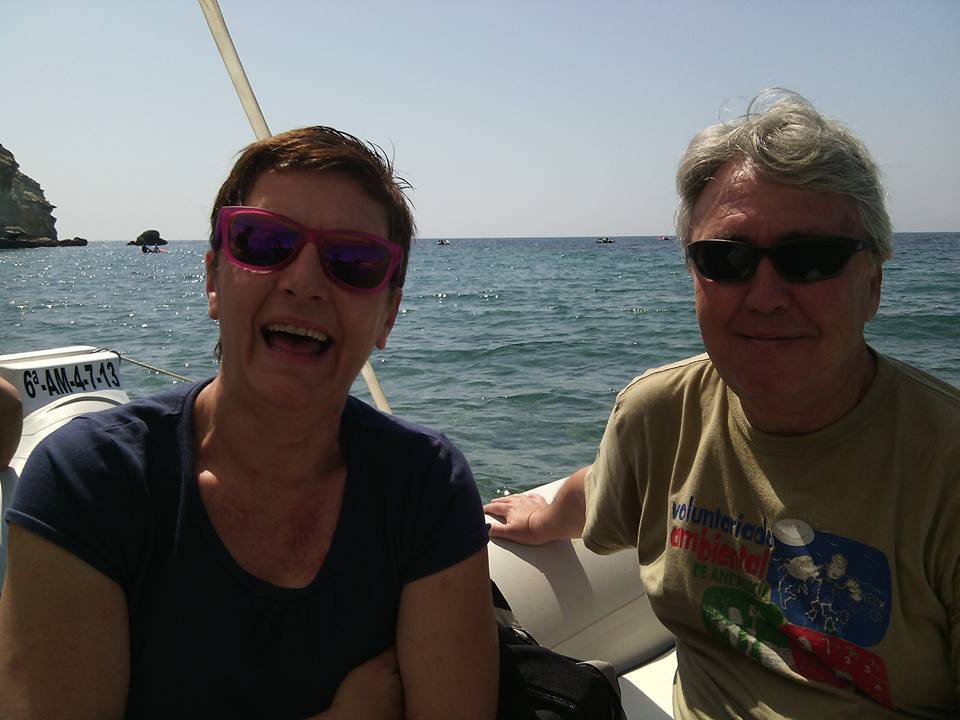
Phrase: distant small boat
[
  {"left": 656, "top": 235, "right": 671, "bottom": 241},
  {"left": 437, "top": 239, "right": 451, "bottom": 245},
  {"left": 595, "top": 237, "right": 615, "bottom": 244}
]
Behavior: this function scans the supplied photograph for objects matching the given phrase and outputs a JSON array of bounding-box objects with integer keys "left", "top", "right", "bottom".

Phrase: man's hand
[
  {"left": 484, "top": 466, "right": 590, "bottom": 546},
  {"left": 483, "top": 493, "right": 551, "bottom": 545},
  {"left": 326, "top": 647, "right": 403, "bottom": 720}
]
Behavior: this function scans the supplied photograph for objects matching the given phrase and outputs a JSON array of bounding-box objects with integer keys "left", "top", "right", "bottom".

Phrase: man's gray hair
[{"left": 674, "top": 89, "right": 893, "bottom": 262}]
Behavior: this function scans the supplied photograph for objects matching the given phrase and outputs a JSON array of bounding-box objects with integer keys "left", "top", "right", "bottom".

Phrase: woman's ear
[
  {"left": 375, "top": 289, "right": 403, "bottom": 350},
  {"left": 205, "top": 251, "right": 220, "bottom": 320}
]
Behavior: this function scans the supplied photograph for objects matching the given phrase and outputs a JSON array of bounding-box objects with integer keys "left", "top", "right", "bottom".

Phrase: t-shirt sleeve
[
  {"left": 951, "top": 560, "right": 960, "bottom": 698},
  {"left": 583, "top": 394, "right": 643, "bottom": 554},
  {"left": 396, "top": 435, "right": 488, "bottom": 585},
  {"left": 4, "top": 416, "right": 150, "bottom": 590},
  {"left": 944, "top": 492, "right": 960, "bottom": 698}
]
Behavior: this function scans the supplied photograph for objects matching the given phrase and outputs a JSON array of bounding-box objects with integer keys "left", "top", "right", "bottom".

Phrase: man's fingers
[
  {"left": 483, "top": 497, "right": 515, "bottom": 514},
  {"left": 483, "top": 500, "right": 515, "bottom": 519}
]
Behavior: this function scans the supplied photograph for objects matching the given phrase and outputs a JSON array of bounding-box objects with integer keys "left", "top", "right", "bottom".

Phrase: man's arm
[
  {"left": 483, "top": 465, "right": 590, "bottom": 545},
  {"left": 394, "top": 547, "right": 499, "bottom": 720},
  {"left": 0, "top": 526, "right": 130, "bottom": 720}
]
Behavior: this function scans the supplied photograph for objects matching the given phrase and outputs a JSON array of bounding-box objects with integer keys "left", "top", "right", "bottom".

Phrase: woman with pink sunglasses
[{"left": 0, "top": 127, "right": 499, "bottom": 720}]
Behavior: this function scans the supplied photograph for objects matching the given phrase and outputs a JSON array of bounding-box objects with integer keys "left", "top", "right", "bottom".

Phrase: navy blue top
[{"left": 7, "top": 381, "right": 489, "bottom": 718}]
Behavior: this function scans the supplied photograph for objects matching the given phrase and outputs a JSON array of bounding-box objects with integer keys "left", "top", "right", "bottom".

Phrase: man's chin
[
  {"left": 731, "top": 377, "right": 807, "bottom": 405},
  {"left": 722, "top": 369, "right": 815, "bottom": 412}
]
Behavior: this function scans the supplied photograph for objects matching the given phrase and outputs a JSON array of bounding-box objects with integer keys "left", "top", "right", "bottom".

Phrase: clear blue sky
[{"left": 2, "top": 0, "right": 958, "bottom": 241}]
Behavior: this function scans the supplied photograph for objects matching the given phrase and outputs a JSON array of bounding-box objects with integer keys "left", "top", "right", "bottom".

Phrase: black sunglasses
[{"left": 685, "top": 237, "right": 874, "bottom": 283}]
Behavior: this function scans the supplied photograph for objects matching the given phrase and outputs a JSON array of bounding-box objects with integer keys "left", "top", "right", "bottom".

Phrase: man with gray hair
[{"left": 486, "top": 90, "right": 959, "bottom": 717}]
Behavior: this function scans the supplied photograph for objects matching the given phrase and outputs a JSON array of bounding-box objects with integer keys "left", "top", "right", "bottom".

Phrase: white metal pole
[{"left": 198, "top": 0, "right": 271, "bottom": 141}]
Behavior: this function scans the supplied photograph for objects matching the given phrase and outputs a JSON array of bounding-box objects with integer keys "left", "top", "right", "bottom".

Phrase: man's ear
[
  {"left": 375, "top": 289, "right": 403, "bottom": 350},
  {"left": 864, "top": 263, "right": 883, "bottom": 323},
  {"left": 205, "top": 251, "right": 219, "bottom": 320}
]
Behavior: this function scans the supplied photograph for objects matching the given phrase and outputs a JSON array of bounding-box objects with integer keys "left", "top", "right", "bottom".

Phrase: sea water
[{"left": 2, "top": 233, "right": 958, "bottom": 500}]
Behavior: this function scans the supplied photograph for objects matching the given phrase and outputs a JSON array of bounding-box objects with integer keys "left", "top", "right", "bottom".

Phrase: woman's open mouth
[{"left": 261, "top": 323, "right": 331, "bottom": 356}]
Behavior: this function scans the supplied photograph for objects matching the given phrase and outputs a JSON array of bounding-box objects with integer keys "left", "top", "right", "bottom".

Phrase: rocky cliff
[{"left": 0, "top": 143, "right": 83, "bottom": 249}]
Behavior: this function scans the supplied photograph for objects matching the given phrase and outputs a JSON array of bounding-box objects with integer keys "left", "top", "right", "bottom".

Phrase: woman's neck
[{"left": 193, "top": 376, "right": 346, "bottom": 492}]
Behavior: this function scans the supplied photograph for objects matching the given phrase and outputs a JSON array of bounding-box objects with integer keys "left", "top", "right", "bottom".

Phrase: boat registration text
[{"left": 22, "top": 360, "right": 121, "bottom": 400}]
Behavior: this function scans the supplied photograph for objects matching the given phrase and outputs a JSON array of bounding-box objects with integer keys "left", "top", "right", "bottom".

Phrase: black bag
[{"left": 493, "top": 582, "right": 627, "bottom": 720}]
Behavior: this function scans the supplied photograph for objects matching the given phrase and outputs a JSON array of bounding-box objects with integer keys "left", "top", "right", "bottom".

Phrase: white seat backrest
[
  {"left": 0, "top": 466, "right": 18, "bottom": 592},
  {"left": 486, "top": 478, "right": 674, "bottom": 672}
]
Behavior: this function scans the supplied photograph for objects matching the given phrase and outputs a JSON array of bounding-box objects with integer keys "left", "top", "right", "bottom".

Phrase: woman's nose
[{"left": 278, "top": 242, "right": 331, "bottom": 300}]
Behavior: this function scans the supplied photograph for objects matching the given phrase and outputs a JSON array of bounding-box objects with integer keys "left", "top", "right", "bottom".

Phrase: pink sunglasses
[{"left": 214, "top": 206, "right": 404, "bottom": 293}]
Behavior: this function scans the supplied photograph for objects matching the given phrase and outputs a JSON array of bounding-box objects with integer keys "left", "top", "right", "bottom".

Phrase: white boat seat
[
  {"left": 486, "top": 477, "right": 677, "bottom": 718},
  {"left": 619, "top": 647, "right": 677, "bottom": 718},
  {"left": 0, "top": 466, "right": 17, "bottom": 591}
]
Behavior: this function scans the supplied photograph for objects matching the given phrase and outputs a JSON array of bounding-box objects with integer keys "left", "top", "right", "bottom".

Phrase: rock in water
[
  {"left": 132, "top": 229, "right": 168, "bottom": 246},
  {"left": 0, "top": 143, "right": 58, "bottom": 248}
]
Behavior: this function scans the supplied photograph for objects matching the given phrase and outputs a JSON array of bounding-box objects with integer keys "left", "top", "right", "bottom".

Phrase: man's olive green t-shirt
[{"left": 583, "top": 353, "right": 960, "bottom": 719}]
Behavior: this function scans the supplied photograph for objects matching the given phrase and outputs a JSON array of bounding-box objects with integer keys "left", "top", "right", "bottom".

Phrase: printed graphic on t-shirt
[
  {"left": 671, "top": 498, "right": 894, "bottom": 708},
  {"left": 779, "top": 623, "right": 893, "bottom": 707},
  {"left": 769, "top": 519, "right": 891, "bottom": 646}
]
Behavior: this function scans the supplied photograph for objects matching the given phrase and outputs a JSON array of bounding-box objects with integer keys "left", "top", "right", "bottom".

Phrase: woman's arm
[
  {"left": 0, "top": 526, "right": 130, "bottom": 719},
  {"left": 311, "top": 647, "right": 404, "bottom": 720},
  {"left": 396, "top": 547, "right": 499, "bottom": 720}
]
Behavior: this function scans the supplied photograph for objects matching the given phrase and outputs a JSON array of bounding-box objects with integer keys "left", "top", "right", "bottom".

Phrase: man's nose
[{"left": 743, "top": 258, "right": 791, "bottom": 314}]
